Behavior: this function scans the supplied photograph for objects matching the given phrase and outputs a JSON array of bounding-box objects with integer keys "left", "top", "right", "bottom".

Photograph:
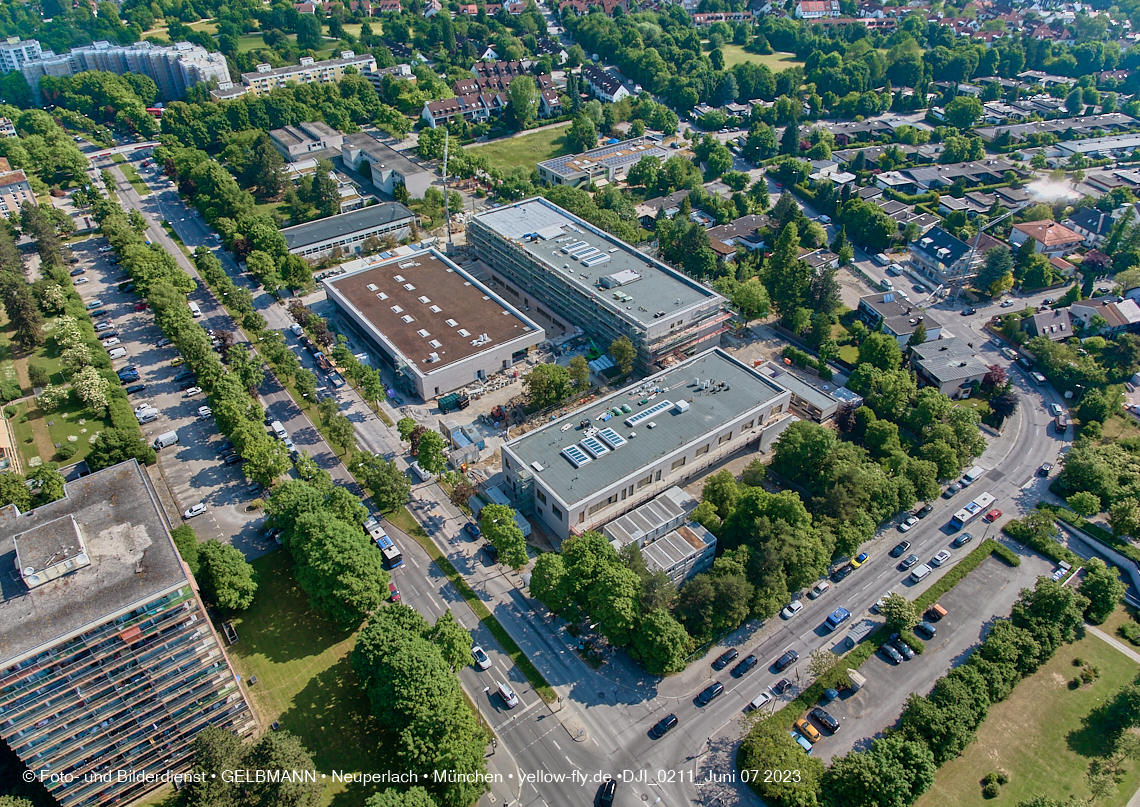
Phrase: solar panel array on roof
[
  {"left": 597, "top": 428, "right": 626, "bottom": 450},
  {"left": 582, "top": 254, "right": 611, "bottom": 267},
  {"left": 626, "top": 399, "right": 673, "bottom": 428},
  {"left": 580, "top": 435, "right": 610, "bottom": 458},
  {"left": 561, "top": 444, "right": 591, "bottom": 467}
]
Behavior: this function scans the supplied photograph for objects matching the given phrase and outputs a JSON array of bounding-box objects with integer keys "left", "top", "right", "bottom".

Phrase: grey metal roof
[
  {"left": 756, "top": 362, "right": 840, "bottom": 412},
  {"left": 502, "top": 349, "right": 787, "bottom": 505},
  {"left": 0, "top": 461, "right": 187, "bottom": 664},
  {"left": 281, "top": 202, "right": 415, "bottom": 250},
  {"left": 539, "top": 136, "right": 669, "bottom": 179},
  {"left": 342, "top": 132, "right": 429, "bottom": 180},
  {"left": 911, "top": 338, "right": 989, "bottom": 384},
  {"left": 472, "top": 197, "right": 722, "bottom": 328}
]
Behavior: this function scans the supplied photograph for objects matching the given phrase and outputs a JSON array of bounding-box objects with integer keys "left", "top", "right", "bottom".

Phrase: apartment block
[
  {"left": 467, "top": 197, "right": 730, "bottom": 370},
  {"left": 0, "top": 37, "right": 42, "bottom": 73},
  {"left": 241, "top": 51, "right": 376, "bottom": 95},
  {"left": 0, "top": 462, "right": 255, "bottom": 807}
]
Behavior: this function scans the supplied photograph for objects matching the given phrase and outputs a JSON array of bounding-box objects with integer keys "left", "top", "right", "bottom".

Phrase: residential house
[
  {"left": 1009, "top": 220, "right": 1083, "bottom": 257},
  {"left": 1070, "top": 296, "right": 1140, "bottom": 335},
  {"left": 908, "top": 226, "right": 979, "bottom": 281},
  {"left": 1020, "top": 308, "right": 1073, "bottom": 341},
  {"left": 558, "top": 0, "right": 626, "bottom": 14},
  {"left": 452, "top": 74, "right": 552, "bottom": 95},
  {"left": 634, "top": 190, "right": 691, "bottom": 226},
  {"left": 0, "top": 167, "right": 32, "bottom": 219},
  {"left": 857, "top": 292, "right": 943, "bottom": 346},
  {"left": 692, "top": 11, "right": 754, "bottom": 24},
  {"left": 534, "top": 36, "right": 568, "bottom": 64},
  {"left": 706, "top": 214, "right": 771, "bottom": 259},
  {"left": 539, "top": 89, "right": 563, "bottom": 118},
  {"left": 910, "top": 337, "right": 990, "bottom": 398},
  {"left": 423, "top": 0, "right": 443, "bottom": 15},
  {"left": 795, "top": 0, "right": 841, "bottom": 16},
  {"left": 581, "top": 63, "right": 630, "bottom": 103},
  {"left": 472, "top": 59, "right": 529, "bottom": 79},
  {"left": 1063, "top": 207, "right": 1115, "bottom": 247},
  {"left": 421, "top": 92, "right": 505, "bottom": 128}
]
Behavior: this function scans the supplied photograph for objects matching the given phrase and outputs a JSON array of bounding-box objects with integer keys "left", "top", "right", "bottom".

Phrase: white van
[
  {"left": 153, "top": 431, "right": 179, "bottom": 449},
  {"left": 290, "top": 323, "right": 304, "bottom": 337},
  {"left": 271, "top": 420, "right": 288, "bottom": 439},
  {"left": 188, "top": 301, "right": 202, "bottom": 318},
  {"left": 410, "top": 460, "right": 435, "bottom": 482},
  {"left": 108, "top": 347, "right": 128, "bottom": 360},
  {"left": 961, "top": 466, "right": 985, "bottom": 486},
  {"left": 910, "top": 564, "right": 933, "bottom": 583},
  {"left": 873, "top": 253, "right": 891, "bottom": 266},
  {"left": 880, "top": 278, "right": 894, "bottom": 292}
]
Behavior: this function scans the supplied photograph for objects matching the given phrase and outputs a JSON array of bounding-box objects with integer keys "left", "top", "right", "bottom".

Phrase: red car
[
  {"left": 134, "top": 302, "right": 149, "bottom": 311},
  {"left": 388, "top": 582, "right": 401, "bottom": 602},
  {"left": 983, "top": 508, "right": 1003, "bottom": 523}
]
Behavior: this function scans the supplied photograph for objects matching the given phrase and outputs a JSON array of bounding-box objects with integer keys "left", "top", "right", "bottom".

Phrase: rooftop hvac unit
[{"left": 674, "top": 400, "right": 690, "bottom": 414}]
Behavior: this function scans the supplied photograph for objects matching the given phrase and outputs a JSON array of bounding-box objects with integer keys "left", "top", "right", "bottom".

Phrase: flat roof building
[
  {"left": 537, "top": 136, "right": 669, "bottom": 188},
  {"left": 603, "top": 487, "right": 714, "bottom": 585},
  {"left": 468, "top": 197, "right": 729, "bottom": 370},
  {"left": 241, "top": 51, "right": 376, "bottom": 95},
  {"left": 281, "top": 202, "right": 415, "bottom": 260},
  {"left": 324, "top": 248, "right": 544, "bottom": 399},
  {"left": 499, "top": 348, "right": 794, "bottom": 544},
  {"left": 755, "top": 361, "right": 844, "bottom": 422},
  {"left": 340, "top": 131, "right": 433, "bottom": 199},
  {"left": 0, "top": 462, "right": 255, "bottom": 807}
]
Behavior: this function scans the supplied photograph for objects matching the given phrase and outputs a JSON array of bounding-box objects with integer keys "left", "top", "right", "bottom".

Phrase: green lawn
[
  {"left": 468, "top": 124, "right": 572, "bottom": 172},
  {"left": 838, "top": 345, "right": 859, "bottom": 365},
  {"left": 914, "top": 629, "right": 1140, "bottom": 807},
  {"left": 228, "top": 551, "right": 398, "bottom": 807},
  {"left": 119, "top": 163, "right": 151, "bottom": 196},
  {"left": 1101, "top": 602, "right": 1140, "bottom": 648},
  {"left": 713, "top": 44, "right": 805, "bottom": 72},
  {"left": 236, "top": 32, "right": 298, "bottom": 52},
  {"left": 16, "top": 390, "right": 114, "bottom": 467},
  {"left": 110, "top": 153, "right": 124, "bottom": 164},
  {"left": 953, "top": 396, "right": 992, "bottom": 420}
]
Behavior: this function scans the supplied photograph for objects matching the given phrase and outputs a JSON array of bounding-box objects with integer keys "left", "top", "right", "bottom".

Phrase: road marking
[
  {"left": 551, "top": 739, "right": 560, "bottom": 750},
  {"left": 565, "top": 755, "right": 574, "bottom": 766}
]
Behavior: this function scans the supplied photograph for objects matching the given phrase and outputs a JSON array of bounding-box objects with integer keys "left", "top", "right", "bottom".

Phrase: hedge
[{"left": 915, "top": 538, "right": 1019, "bottom": 612}]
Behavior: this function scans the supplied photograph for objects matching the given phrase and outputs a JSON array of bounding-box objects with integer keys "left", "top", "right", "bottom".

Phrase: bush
[
  {"left": 0, "top": 378, "right": 21, "bottom": 403},
  {"left": 983, "top": 781, "right": 1001, "bottom": 799},
  {"left": 915, "top": 539, "right": 1018, "bottom": 611},
  {"left": 28, "top": 363, "right": 50, "bottom": 388},
  {"left": 997, "top": 772, "right": 1009, "bottom": 785},
  {"left": 2, "top": 405, "right": 15, "bottom": 418},
  {"left": 56, "top": 443, "right": 78, "bottom": 461},
  {"left": 1117, "top": 621, "right": 1140, "bottom": 645},
  {"left": 1080, "top": 665, "right": 1100, "bottom": 684},
  {"left": 982, "top": 772, "right": 999, "bottom": 786}
]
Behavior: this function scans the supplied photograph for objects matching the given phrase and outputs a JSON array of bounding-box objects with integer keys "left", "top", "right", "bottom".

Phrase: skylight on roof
[
  {"left": 429, "top": 339, "right": 442, "bottom": 348},
  {"left": 446, "top": 319, "right": 458, "bottom": 327},
  {"left": 393, "top": 275, "right": 405, "bottom": 282},
  {"left": 430, "top": 305, "right": 441, "bottom": 313},
  {"left": 417, "top": 329, "right": 430, "bottom": 338},
  {"left": 401, "top": 315, "right": 415, "bottom": 323},
  {"left": 458, "top": 328, "right": 470, "bottom": 337},
  {"left": 377, "top": 292, "right": 388, "bottom": 300},
  {"left": 419, "top": 296, "right": 431, "bottom": 304},
  {"left": 405, "top": 283, "right": 416, "bottom": 291},
  {"left": 391, "top": 305, "right": 403, "bottom": 313}
]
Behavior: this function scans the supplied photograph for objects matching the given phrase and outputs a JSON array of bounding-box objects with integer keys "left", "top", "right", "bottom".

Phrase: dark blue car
[{"left": 463, "top": 522, "right": 481, "bottom": 539}]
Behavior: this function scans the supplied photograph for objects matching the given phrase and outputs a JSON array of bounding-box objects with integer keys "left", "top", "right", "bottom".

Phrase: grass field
[
  {"left": 714, "top": 44, "right": 804, "bottom": 72},
  {"left": 228, "top": 551, "right": 397, "bottom": 807},
  {"left": 1102, "top": 602, "right": 1140, "bottom": 648},
  {"left": 119, "top": 163, "right": 151, "bottom": 196},
  {"left": 914, "top": 629, "right": 1140, "bottom": 807},
  {"left": 468, "top": 124, "right": 572, "bottom": 172}
]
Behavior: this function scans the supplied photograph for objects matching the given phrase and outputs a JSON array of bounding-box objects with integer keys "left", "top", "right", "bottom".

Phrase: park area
[
  {"left": 914, "top": 615, "right": 1140, "bottom": 807},
  {"left": 468, "top": 123, "right": 572, "bottom": 172},
  {"left": 227, "top": 551, "right": 396, "bottom": 807},
  {"left": 713, "top": 45, "right": 804, "bottom": 71}
]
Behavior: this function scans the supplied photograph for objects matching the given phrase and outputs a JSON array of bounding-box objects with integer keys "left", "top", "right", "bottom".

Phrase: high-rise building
[
  {"left": 467, "top": 197, "right": 730, "bottom": 370},
  {"left": 0, "top": 37, "right": 42, "bottom": 73},
  {"left": 19, "top": 40, "right": 231, "bottom": 100},
  {"left": 0, "top": 461, "right": 256, "bottom": 807}
]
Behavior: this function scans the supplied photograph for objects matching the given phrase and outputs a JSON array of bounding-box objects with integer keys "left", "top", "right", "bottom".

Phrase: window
[
  {"left": 695, "top": 444, "right": 709, "bottom": 457},
  {"left": 671, "top": 457, "right": 686, "bottom": 471},
  {"left": 770, "top": 404, "right": 783, "bottom": 416},
  {"left": 718, "top": 432, "right": 732, "bottom": 445},
  {"left": 551, "top": 505, "right": 563, "bottom": 521},
  {"left": 588, "top": 493, "right": 619, "bottom": 516},
  {"left": 579, "top": 512, "right": 586, "bottom": 523},
  {"left": 742, "top": 420, "right": 754, "bottom": 431},
  {"left": 637, "top": 473, "right": 653, "bottom": 490},
  {"left": 537, "top": 490, "right": 547, "bottom": 504}
]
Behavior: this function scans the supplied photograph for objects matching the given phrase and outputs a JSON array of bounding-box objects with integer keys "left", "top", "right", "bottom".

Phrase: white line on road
[
  {"left": 565, "top": 755, "right": 574, "bottom": 766},
  {"left": 551, "top": 740, "right": 560, "bottom": 750}
]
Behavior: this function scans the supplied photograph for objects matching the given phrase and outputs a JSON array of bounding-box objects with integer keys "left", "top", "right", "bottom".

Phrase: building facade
[
  {"left": 0, "top": 37, "right": 42, "bottom": 73},
  {"left": 0, "top": 167, "right": 33, "bottom": 219},
  {"left": 1009, "top": 219, "right": 1083, "bottom": 256},
  {"left": 908, "top": 225, "right": 979, "bottom": 281},
  {"left": 241, "top": 52, "right": 376, "bottom": 95},
  {"left": 467, "top": 197, "right": 730, "bottom": 370},
  {"left": 603, "top": 487, "right": 715, "bottom": 585},
  {"left": 857, "top": 293, "right": 943, "bottom": 346},
  {"left": 281, "top": 202, "right": 416, "bottom": 260},
  {"left": 323, "top": 248, "right": 544, "bottom": 399},
  {"left": 341, "top": 132, "right": 433, "bottom": 199},
  {"left": 536, "top": 137, "right": 670, "bottom": 187},
  {"left": 0, "top": 462, "right": 255, "bottom": 807}
]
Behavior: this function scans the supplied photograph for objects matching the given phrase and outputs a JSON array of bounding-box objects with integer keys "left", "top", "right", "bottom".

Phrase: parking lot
[
  {"left": 76, "top": 232, "right": 275, "bottom": 557},
  {"left": 810, "top": 549, "right": 1054, "bottom": 762}
]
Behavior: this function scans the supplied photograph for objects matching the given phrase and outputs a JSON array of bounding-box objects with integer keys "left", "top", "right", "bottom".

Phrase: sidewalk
[{"left": 1086, "top": 623, "right": 1140, "bottom": 665}]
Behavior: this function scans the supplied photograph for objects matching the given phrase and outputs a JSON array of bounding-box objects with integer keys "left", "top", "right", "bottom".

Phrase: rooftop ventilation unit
[
  {"left": 366, "top": 283, "right": 378, "bottom": 291},
  {"left": 377, "top": 292, "right": 388, "bottom": 300},
  {"left": 419, "top": 296, "right": 431, "bottom": 304},
  {"left": 626, "top": 399, "right": 673, "bottom": 428},
  {"left": 580, "top": 435, "right": 610, "bottom": 458},
  {"left": 674, "top": 400, "right": 690, "bottom": 414},
  {"left": 561, "top": 444, "right": 591, "bottom": 467},
  {"left": 393, "top": 274, "right": 405, "bottom": 282},
  {"left": 597, "top": 427, "right": 627, "bottom": 450}
]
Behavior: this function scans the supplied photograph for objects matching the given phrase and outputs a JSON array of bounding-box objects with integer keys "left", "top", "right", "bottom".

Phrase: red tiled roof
[{"left": 1013, "top": 220, "right": 1083, "bottom": 247}]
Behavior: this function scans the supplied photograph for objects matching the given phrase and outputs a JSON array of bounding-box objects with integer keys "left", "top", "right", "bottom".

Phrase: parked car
[
  {"left": 780, "top": 600, "right": 804, "bottom": 619},
  {"left": 74, "top": 277, "right": 90, "bottom": 284},
  {"left": 880, "top": 643, "right": 903, "bottom": 664},
  {"left": 697, "top": 682, "right": 725, "bottom": 705},
  {"left": 183, "top": 386, "right": 202, "bottom": 397},
  {"left": 790, "top": 732, "right": 814, "bottom": 754},
  {"left": 463, "top": 522, "right": 482, "bottom": 539},
  {"left": 850, "top": 552, "right": 868, "bottom": 568},
  {"left": 471, "top": 646, "right": 492, "bottom": 671},
  {"left": 214, "top": 440, "right": 234, "bottom": 454},
  {"left": 829, "top": 564, "right": 853, "bottom": 583},
  {"left": 910, "top": 563, "right": 933, "bottom": 582},
  {"left": 125, "top": 384, "right": 146, "bottom": 394},
  {"left": 900, "top": 554, "right": 920, "bottom": 570},
  {"left": 916, "top": 504, "right": 934, "bottom": 519},
  {"left": 650, "top": 713, "right": 679, "bottom": 739},
  {"left": 183, "top": 503, "right": 206, "bottom": 519},
  {"left": 809, "top": 580, "right": 831, "bottom": 599},
  {"left": 914, "top": 621, "right": 937, "bottom": 639},
  {"left": 712, "top": 648, "right": 739, "bottom": 671},
  {"left": 599, "top": 781, "right": 616, "bottom": 807},
  {"left": 891, "top": 634, "right": 915, "bottom": 660},
  {"left": 983, "top": 508, "right": 1003, "bottom": 523},
  {"left": 890, "top": 541, "right": 912, "bottom": 558},
  {"left": 1049, "top": 403, "right": 1063, "bottom": 417},
  {"left": 116, "top": 366, "right": 137, "bottom": 377},
  {"left": 69, "top": 268, "right": 86, "bottom": 276},
  {"left": 951, "top": 532, "right": 974, "bottom": 548},
  {"left": 942, "top": 482, "right": 963, "bottom": 499},
  {"left": 931, "top": 549, "right": 952, "bottom": 567},
  {"left": 483, "top": 543, "right": 500, "bottom": 563},
  {"left": 119, "top": 373, "right": 139, "bottom": 384},
  {"left": 101, "top": 338, "right": 121, "bottom": 347},
  {"left": 198, "top": 406, "right": 213, "bottom": 419},
  {"left": 1038, "top": 462, "right": 1054, "bottom": 477},
  {"left": 224, "top": 454, "right": 243, "bottom": 465},
  {"left": 794, "top": 718, "right": 822, "bottom": 743},
  {"left": 1000, "top": 300, "right": 1014, "bottom": 308},
  {"left": 772, "top": 678, "right": 792, "bottom": 695},
  {"left": 388, "top": 582, "right": 400, "bottom": 602},
  {"left": 810, "top": 707, "right": 840, "bottom": 733},
  {"left": 899, "top": 516, "right": 919, "bottom": 532}
]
